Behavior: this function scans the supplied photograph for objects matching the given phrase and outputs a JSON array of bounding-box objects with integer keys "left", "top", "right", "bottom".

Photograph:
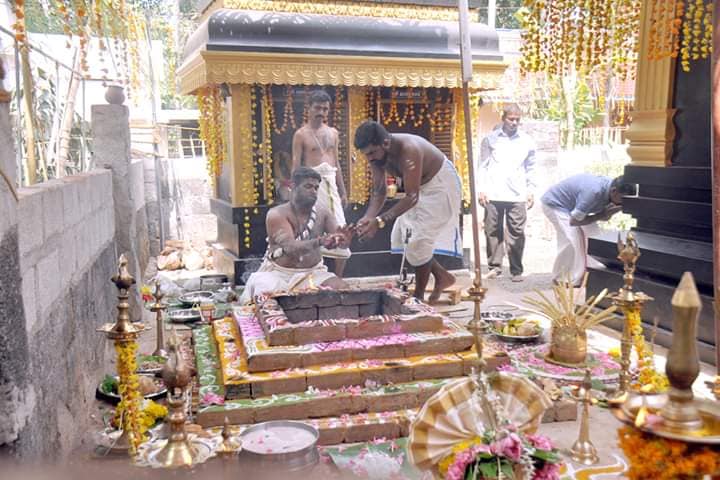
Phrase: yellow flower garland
[
  {"left": 113, "top": 340, "right": 143, "bottom": 453},
  {"left": 348, "top": 86, "right": 370, "bottom": 205},
  {"left": 624, "top": 306, "right": 669, "bottom": 393},
  {"left": 519, "top": 0, "right": 641, "bottom": 80},
  {"left": 438, "top": 436, "right": 485, "bottom": 477},
  {"left": 197, "top": 85, "right": 227, "bottom": 186},
  {"left": 221, "top": 0, "right": 474, "bottom": 22},
  {"left": 451, "top": 88, "right": 480, "bottom": 208}
]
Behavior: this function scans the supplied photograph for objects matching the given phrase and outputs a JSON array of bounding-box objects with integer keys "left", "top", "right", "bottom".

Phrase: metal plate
[
  {"left": 613, "top": 394, "right": 720, "bottom": 444},
  {"left": 168, "top": 308, "right": 202, "bottom": 323},
  {"left": 96, "top": 375, "right": 167, "bottom": 405},
  {"left": 178, "top": 291, "right": 215, "bottom": 307},
  {"left": 240, "top": 420, "right": 319, "bottom": 472}
]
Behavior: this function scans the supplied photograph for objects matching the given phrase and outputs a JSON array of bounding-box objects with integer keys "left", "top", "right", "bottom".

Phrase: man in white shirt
[{"left": 477, "top": 103, "right": 536, "bottom": 282}]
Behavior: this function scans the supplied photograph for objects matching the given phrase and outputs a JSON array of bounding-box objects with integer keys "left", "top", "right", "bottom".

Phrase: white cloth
[
  {"left": 542, "top": 203, "right": 601, "bottom": 285},
  {"left": 239, "top": 259, "right": 337, "bottom": 304},
  {"left": 312, "top": 162, "right": 351, "bottom": 259},
  {"left": 477, "top": 128, "right": 537, "bottom": 202},
  {"left": 390, "top": 159, "right": 462, "bottom": 266}
]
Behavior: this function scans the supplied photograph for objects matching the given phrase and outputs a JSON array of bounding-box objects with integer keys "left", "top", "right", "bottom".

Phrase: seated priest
[{"left": 240, "top": 167, "right": 351, "bottom": 304}]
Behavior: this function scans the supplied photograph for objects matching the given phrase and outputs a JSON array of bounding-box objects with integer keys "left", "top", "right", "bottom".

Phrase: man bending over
[
  {"left": 240, "top": 167, "right": 351, "bottom": 303},
  {"left": 353, "top": 121, "right": 462, "bottom": 303}
]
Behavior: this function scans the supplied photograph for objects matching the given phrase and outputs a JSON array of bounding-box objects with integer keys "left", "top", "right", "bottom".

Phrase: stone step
[
  {"left": 193, "top": 325, "right": 510, "bottom": 400},
  {"left": 218, "top": 409, "right": 418, "bottom": 446},
  {"left": 196, "top": 378, "right": 456, "bottom": 427},
  {"left": 222, "top": 313, "right": 474, "bottom": 373},
  {"left": 256, "top": 290, "right": 445, "bottom": 347}
]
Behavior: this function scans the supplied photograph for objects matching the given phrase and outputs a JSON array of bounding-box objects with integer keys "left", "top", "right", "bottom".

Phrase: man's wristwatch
[{"left": 375, "top": 216, "right": 386, "bottom": 229}]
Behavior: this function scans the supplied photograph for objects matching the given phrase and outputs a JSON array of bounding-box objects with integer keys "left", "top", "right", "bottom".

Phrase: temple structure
[
  {"left": 587, "top": 0, "right": 715, "bottom": 363},
  {"left": 177, "top": 0, "right": 507, "bottom": 284}
]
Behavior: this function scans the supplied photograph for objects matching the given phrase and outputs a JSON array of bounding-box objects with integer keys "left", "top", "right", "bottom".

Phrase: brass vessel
[
  {"left": 660, "top": 272, "right": 702, "bottom": 431},
  {"left": 549, "top": 326, "right": 587, "bottom": 366}
]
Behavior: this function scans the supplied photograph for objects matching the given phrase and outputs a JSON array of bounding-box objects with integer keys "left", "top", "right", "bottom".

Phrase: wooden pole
[
  {"left": 458, "top": 0, "right": 486, "bottom": 363},
  {"left": 711, "top": 1, "right": 720, "bottom": 380}
]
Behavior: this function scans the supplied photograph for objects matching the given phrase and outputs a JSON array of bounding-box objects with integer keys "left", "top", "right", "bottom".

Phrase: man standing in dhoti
[
  {"left": 353, "top": 121, "right": 462, "bottom": 304},
  {"left": 292, "top": 90, "right": 350, "bottom": 277},
  {"left": 240, "top": 167, "right": 351, "bottom": 304}
]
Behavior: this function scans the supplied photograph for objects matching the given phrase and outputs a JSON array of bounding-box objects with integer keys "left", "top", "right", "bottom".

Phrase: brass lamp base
[
  {"left": 153, "top": 438, "right": 199, "bottom": 468},
  {"left": 569, "top": 440, "right": 599, "bottom": 466}
]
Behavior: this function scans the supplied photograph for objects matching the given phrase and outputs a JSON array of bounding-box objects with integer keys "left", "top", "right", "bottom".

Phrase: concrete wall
[
  {"left": 8, "top": 172, "right": 118, "bottom": 459},
  {"left": 0, "top": 92, "right": 158, "bottom": 460}
]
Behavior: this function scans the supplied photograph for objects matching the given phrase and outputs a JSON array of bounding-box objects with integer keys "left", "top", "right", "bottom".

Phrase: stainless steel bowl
[
  {"left": 178, "top": 290, "right": 215, "bottom": 307},
  {"left": 239, "top": 421, "right": 319, "bottom": 473},
  {"left": 167, "top": 308, "right": 202, "bottom": 323}
]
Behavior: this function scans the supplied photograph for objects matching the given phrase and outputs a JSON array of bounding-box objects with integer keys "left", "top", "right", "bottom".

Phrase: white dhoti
[
  {"left": 541, "top": 203, "right": 601, "bottom": 285},
  {"left": 390, "top": 159, "right": 463, "bottom": 266},
  {"left": 312, "top": 162, "right": 351, "bottom": 259},
  {"left": 239, "top": 259, "right": 337, "bottom": 304}
]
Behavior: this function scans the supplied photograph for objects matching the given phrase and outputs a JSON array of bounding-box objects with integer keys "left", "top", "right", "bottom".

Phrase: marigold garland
[
  {"left": 113, "top": 340, "right": 143, "bottom": 453},
  {"left": 618, "top": 425, "right": 720, "bottom": 479},
  {"left": 221, "top": 0, "right": 475, "bottom": 22},
  {"left": 451, "top": 88, "right": 479, "bottom": 208},
  {"left": 197, "top": 85, "right": 226, "bottom": 186},
  {"left": 624, "top": 306, "right": 669, "bottom": 393},
  {"left": 519, "top": 0, "right": 642, "bottom": 80},
  {"left": 348, "top": 86, "right": 370, "bottom": 205}
]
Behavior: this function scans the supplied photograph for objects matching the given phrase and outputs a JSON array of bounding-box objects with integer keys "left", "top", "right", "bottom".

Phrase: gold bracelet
[{"left": 375, "top": 216, "right": 386, "bottom": 229}]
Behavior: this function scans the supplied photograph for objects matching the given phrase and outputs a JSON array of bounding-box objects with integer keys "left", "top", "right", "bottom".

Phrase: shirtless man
[
  {"left": 354, "top": 121, "right": 463, "bottom": 303},
  {"left": 292, "top": 90, "right": 350, "bottom": 277},
  {"left": 240, "top": 167, "right": 351, "bottom": 304}
]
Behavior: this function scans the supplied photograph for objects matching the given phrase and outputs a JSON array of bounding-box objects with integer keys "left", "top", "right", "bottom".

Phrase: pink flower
[
  {"left": 200, "top": 392, "right": 225, "bottom": 406},
  {"left": 533, "top": 462, "right": 561, "bottom": 480},
  {"left": 491, "top": 433, "right": 523, "bottom": 461},
  {"left": 526, "top": 433, "right": 554, "bottom": 451}
]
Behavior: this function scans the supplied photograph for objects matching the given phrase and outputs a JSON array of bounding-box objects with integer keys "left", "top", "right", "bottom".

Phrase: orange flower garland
[{"left": 618, "top": 426, "right": 720, "bottom": 480}]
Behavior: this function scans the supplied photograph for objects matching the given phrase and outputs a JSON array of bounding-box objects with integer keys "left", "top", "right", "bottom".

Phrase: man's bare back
[
  {"left": 292, "top": 124, "right": 339, "bottom": 169},
  {"left": 266, "top": 202, "right": 335, "bottom": 269},
  {"left": 379, "top": 133, "right": 445, "bottom": 185}
]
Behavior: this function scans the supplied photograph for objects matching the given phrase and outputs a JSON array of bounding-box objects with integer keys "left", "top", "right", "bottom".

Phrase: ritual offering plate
[
  {"left": 491, "top": 318, "right": 541, "bottom": 343},
  {"left": 96, "top": 374, "right": 167, "bottom": 404},
  {"left": 168, "top": 308, "right": 202, "bottom": 323},
  {"left": 613, "top": 393, "right": 720, "bottom": 444},
  {"left": 240, "top": 420, "right": 319, "bottom": 472},
  {"left": 481, "top": 305, "right": 518, "bottom": 321},
  {"left": 136, "top": 355, "right": 167, "bottom": 375},
  {"left": 178, "top": 290, "right": 214, "bottom": 307}
]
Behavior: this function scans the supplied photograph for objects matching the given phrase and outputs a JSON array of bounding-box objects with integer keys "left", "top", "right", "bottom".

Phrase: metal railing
[
  {"left": 130, "top": 123, "right": 206, "bottom": 159},
  {"left": 577, "top": 126, "right": 628, "bottom": 146},
  {"left": 0, "top": 25, "right": 98, "bottom": 186}
]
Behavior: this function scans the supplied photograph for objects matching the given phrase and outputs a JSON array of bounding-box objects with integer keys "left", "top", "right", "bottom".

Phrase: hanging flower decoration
[
  {"left": 618, "top": 426, "right": 720, "bottom": 480},
  {"left": 12, "top": 0, "right": 27, "bottom": 45},
  {"left": 348, "top": 86, "right": 371, "bottom": 206},
  {"left": 197, "top": 85, "right": 226, "bottom": 185},
  {"left": 518, "top": 0, "right": 642, "bottom": 80}
]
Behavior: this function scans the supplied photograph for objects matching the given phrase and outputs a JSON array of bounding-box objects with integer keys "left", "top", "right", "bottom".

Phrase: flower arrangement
[
  {"left": 618, "top": 425, "right": 720, "bottom": 479},
  {"left": 519, "top": 278, "right": 616, "bottom": 365},
  {"left": 438, "top": 431, "right": 561, "bottom": 480}
]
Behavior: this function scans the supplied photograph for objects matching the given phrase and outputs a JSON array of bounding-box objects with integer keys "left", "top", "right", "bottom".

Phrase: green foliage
[
  {"left": 476, "top": 0, "right": 523, "bottom": 29},
  {"left": 25, "top": 0, "right": 65, "bottom": 34},
  {"left": 531, "top": 76, "right": 600, "bottom": 149}
]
